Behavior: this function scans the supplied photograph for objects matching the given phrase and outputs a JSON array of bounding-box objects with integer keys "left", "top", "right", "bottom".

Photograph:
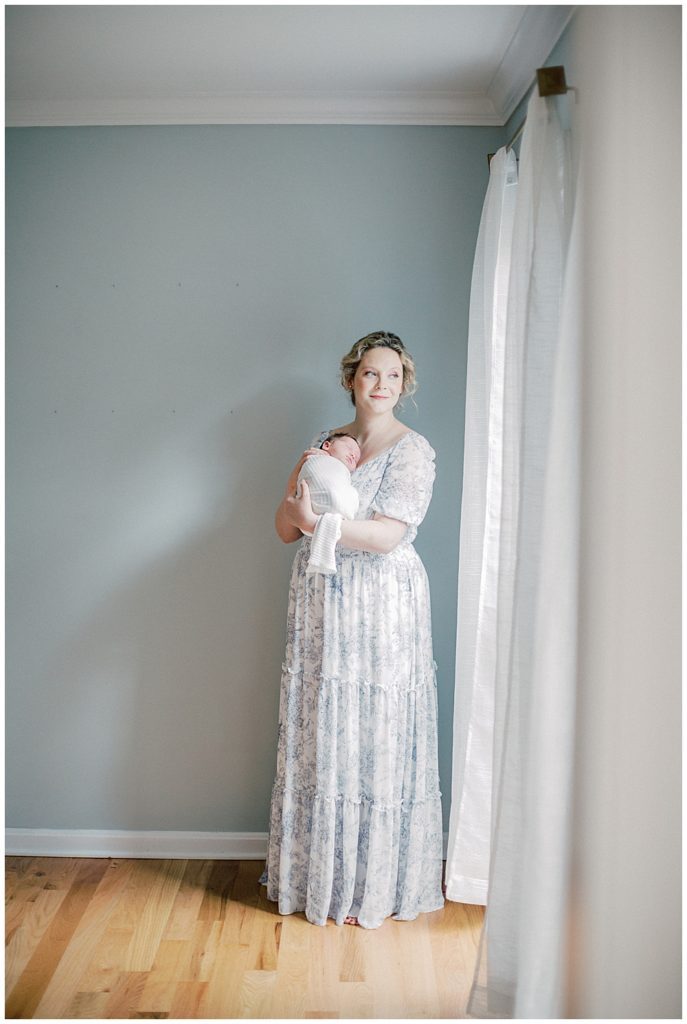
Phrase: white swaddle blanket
[{"left": 297, "top": 455, "right": 359, "bottom": 573}]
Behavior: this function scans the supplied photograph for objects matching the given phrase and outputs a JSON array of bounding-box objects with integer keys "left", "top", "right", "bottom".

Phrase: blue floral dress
[{"left": 260, "top": 429, "right": 444, "bottom": 928}]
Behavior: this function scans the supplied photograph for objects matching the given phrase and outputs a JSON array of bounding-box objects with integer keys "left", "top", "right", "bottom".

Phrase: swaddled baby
[{"left": 297, "top": 432, "right": 360, "bottom": 574}]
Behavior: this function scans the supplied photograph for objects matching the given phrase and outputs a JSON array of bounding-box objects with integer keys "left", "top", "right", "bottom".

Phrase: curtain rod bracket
[
  {"left": 488, "top": 66, "right": 572, "bottom": 166},
  {"left": 537, "top": 65, "right": 568, "bottom": 97}
]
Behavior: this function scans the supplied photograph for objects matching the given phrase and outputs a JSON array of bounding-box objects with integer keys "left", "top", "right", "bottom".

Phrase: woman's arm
[
  {"left": 275, "top": 449, "right": 326, "bottom": 544},
  {"left": 283, "top": 480, "right": 407, "bottom": 554},
  {"left": 339, "top": 515, "right": 407, "bottom": 554},
  {"left": 275, "top": 501, "right": 303, "bottom": 544}
]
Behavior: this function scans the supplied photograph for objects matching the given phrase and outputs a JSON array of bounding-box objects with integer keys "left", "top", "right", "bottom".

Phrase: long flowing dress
[{"left": 261, "top": 429, "right": 444, "bottom": 928}]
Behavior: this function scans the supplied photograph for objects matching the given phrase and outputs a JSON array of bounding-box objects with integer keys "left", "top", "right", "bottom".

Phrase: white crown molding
[
  {"left": 6, "top": 828, "right": 451, "bottom": 860},
  {"left": 488, "top": 5, "right": 576, "bottom": 124},
  {"left": 6, "top": 92, "right": 503, "bottom": 128}
]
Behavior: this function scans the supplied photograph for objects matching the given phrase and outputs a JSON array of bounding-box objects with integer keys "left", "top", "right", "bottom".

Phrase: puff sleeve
[{"left": 369, "top": 433, "right": 436, "bottom": 527}]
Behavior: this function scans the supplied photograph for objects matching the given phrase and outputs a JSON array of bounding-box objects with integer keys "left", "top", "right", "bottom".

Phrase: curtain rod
[{"left": 488, "top": 65, "right": 571, "bottom": 167}]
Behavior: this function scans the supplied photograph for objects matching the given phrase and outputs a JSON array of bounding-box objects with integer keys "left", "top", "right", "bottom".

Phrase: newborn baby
[{"left": 297, "top": 432, "right": 360, "bottom": 574}]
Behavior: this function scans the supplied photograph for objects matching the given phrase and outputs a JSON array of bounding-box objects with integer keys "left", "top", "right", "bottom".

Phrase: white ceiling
[{"left": 5, "top": 5, "right": 573, "bottom": 127}]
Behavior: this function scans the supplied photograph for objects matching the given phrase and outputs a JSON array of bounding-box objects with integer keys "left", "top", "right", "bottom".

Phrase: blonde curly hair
[{"left": 340, "top": 331, "right": 417, "bottom": 406}]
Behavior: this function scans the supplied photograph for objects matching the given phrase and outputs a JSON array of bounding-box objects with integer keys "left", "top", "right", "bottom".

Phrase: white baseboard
[
  {"left": 5, "top": 828, "right": 268, "bottom": 859},
  {"left": 6, "top": 828, "right": 450, "bottom": 860}
]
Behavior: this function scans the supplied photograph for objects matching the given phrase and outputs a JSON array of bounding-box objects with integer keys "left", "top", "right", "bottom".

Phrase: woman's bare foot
[{"left": 344, "top": 915, "right": 359, "bottom": 926}]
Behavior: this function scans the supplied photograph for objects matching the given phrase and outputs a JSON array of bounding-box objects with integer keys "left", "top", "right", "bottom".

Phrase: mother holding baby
[{"left": 260, "top": 330, "right": 444, "bottom": 929}]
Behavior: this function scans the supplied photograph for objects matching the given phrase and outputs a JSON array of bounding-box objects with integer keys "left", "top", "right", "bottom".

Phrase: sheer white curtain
[
  {"left": 444, "top": 147, "right": 518, "bottom": 906},
  {"left": 448, "top": 91, "right": 579, "bottom": 1018}
]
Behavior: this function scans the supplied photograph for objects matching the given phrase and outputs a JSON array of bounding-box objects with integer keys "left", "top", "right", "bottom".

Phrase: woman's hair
[{"left": 339, "top": 331, "right": 418, "bottom": 406}]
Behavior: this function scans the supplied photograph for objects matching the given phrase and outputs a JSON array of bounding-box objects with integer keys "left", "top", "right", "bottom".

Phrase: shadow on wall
[{"left": 54, "top": 380, "right": 317, "bottom": 833}]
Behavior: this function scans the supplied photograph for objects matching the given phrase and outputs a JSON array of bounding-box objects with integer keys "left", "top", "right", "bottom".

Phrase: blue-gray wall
[{"left": 7, "top": 123, "right": 504, "bottom": 833}]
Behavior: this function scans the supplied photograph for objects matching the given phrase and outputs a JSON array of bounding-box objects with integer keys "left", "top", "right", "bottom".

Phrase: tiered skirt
[{"left": 261, "top": 541, "right": 444, "bottom": 929}]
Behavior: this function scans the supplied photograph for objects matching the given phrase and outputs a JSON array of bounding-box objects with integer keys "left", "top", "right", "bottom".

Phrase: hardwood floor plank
[
  {"left": 220, "top": 893, "right": 254, "bottom": 950},
  {"left": 6, "top": 859, "right": 81, "bottom": 905},
  {"left": 340, "top": 922, "right": 366, "bottom": 983},
  {"left": 366, "top": 918, "right": 411, "bottom": 1019},
  {"left": 243, "top": 915, "right": 281, "bottom": 972},
  {"left": 168, "top": 980, "right": 208, "bottom": 1019},
  {"left": 269, "top": 914, "right": 311, "bottom": 1018},
  {"left": 5, "top": 890, "right": 67, "bottom": 995},
  {"left": 305, "top": 921, "right": 341, "bottom": 1016},
  {"left": 62, "top": 989, "right": 111, "bottom": 1018},
  {"left": 198, "top": 941, "right": 248, "bottom": 1018},
  {"left": 71, "top": 926, "right": 134, "bottom": 997},
  {"left": 189, "top": 919, "right": 223, "bottom": 983},
  {"left": 125, "top": 860, "right": 186, "bottom": 972},
  {"left": 428, "top": 901, "right": 483, "bottom": 1018},
  {"left": 5, "top": 856, "right": 83, "bottom": 958},
  {"left": 392, "top": 915, "right": 441, "bottom": 1018},
  {"left": 229, "top": 860, "right": 263, "bottom": 949},
  {"left": 5, "top": 856, "right": 484, "bottom": 1020},
  {"left": 5, "top": 857, "right": 37, "bottom": 902},
  {"left": 197, "top": 861, "right": 239, "bottom": 922},
  {"left": 234, "top": 870, "right": 281, "bottom": 972},
  {"left": 102, "top": 971, "right": 148, "bottom": 1018},
  {"left": 30, "top": 860, "right": 135, "bottom": 1019},
  {"left": 335, "top": 980, "right": 375, "bottom": 1018},
  {"left": 6, "top": 899, "right": 30, "bottom": 945},
  {"left": 137, "top": 940, "right": 190, "bottom": 1014},
  {"left": 5, "top": 859, "right": 110, "bottom": 1019},
  {"left": 5, "top": 857, "right": 29, "bottom": 876},
  {"left": 237, "top": 968, "right": 277, "bottom": 1018},
  {"left": 203, "top": 859, "right": 280, "bottom": 1015},
  {"left": 162, "top": 861, "right": 214, "bottom": 941},
  {"left": 106, "top": 860, "right": 159, "bottom": 931}
]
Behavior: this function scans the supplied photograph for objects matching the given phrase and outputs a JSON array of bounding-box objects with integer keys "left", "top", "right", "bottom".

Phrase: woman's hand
[{"left": 283, "top": 479, "right": 318, "bottom": 535}]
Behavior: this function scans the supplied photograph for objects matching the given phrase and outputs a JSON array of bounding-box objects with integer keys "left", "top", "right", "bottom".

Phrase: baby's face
[{"left": 323, "top": 436, "right": 361, "bottom": 471}]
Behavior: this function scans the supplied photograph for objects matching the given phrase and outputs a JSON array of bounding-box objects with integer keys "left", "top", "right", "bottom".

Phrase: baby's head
[{"left": 320, "top": 432, "right": 361, "bottom": 472}]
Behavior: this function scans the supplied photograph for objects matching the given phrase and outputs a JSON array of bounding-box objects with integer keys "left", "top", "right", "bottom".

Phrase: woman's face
[{"left": 352, "top": 347, "right": 404, "bottom": 412}]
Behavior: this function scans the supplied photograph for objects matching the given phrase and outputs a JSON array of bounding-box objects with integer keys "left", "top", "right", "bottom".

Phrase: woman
[{"left": 261, "top": 331, "right": 444, "bottom": 929}]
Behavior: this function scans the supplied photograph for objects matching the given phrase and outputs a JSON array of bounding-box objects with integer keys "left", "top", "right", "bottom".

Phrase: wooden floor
[{"left": 5, "top": 857, "right": 484, "bottom": 1019}]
